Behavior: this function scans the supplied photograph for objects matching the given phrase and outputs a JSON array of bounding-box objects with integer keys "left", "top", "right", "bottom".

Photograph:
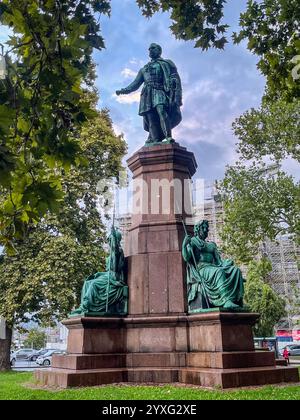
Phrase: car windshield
[{"left": 43, "top": 350, "right": 60, "bottom": 356}]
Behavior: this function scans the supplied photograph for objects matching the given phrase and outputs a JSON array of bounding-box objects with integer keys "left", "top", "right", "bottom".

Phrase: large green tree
[
  {"left": 233, "top": 99, "right": 300, "bottom": 164},
  {"left": 0, "top": 107, "right": 126, "bottom": 370},
  {"left": 244, "top": 259, "right": 286, "bottom": 337},
  {"left": 220, "top": 1, "right": 300, "bottom": 263},
  {"left": 0, "top": 0, "right": 112, "bottom": 250}
]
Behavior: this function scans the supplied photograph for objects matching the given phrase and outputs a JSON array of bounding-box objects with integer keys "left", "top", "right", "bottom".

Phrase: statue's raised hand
[{"left": 116, "top": 89, "right": 126, "bottom": 96}]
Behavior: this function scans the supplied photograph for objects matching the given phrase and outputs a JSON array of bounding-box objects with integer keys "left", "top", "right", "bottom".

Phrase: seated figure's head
[
  {"left": 149, "top": 43, "right": 162, "bottom": 59},
  {"left": 194, "top": 220, "right": 209, "bottom": 240}
]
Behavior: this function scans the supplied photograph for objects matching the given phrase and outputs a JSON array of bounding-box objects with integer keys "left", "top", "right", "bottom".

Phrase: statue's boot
[
  {"left": 223, "top": 300, "right": 240, "bottom": 310},
  {"left": 162, "top": 137, "right": 175, "bottom": 143}
]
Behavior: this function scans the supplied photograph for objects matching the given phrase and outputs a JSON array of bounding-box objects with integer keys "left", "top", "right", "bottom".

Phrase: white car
[
  {"left": 10, "top": 348, "right": 35, "bottom": 366},
  {"left": 36, "top": 350, "right": 65, "bottom": 366}
]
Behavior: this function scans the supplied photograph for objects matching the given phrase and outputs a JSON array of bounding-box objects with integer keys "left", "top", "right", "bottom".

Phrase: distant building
[{"left": 44, "top": 323, "right": 68, "bottom": 350}]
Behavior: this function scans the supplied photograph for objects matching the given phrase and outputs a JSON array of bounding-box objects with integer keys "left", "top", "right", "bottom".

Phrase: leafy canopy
[
  {"left": 0, "top": 0, "right": 111, "bottom": 250},
  {"left": 233, "top": 99, "right": 300, "bottom": 163}
]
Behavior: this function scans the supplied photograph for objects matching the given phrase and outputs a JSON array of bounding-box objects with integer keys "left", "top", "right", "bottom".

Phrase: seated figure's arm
[
  {"left": 182, "top": 235, "right": 193, "bottom": 263},
  {"left": 116, "top": 69, "right": 144, "bottom": 95},
  {"left": 212, "top": 243, "right": 223, "bottom": 266}
]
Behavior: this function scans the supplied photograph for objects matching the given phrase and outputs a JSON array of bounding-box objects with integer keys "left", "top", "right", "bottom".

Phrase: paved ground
[{"left": 12, "top": 360, "right": 46, "bottom": 371}]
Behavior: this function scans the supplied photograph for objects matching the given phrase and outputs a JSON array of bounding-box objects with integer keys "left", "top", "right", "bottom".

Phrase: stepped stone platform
[
  {"left": 35, "top": 312, "right": 299, "bottom": 389},
  {"left": 35, "top": 144, "right": 299, "bottom": 389}
]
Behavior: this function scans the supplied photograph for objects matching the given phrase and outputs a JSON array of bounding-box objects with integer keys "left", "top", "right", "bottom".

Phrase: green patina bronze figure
[
  {"left": 70, "top": 227, "right": 128, "bottom": 317},
  {"left": 182, "top": 220, "right": 245, "bottom": 313},
  {"left": 116, "top": 43, "right": 182, "bottom": 145}
]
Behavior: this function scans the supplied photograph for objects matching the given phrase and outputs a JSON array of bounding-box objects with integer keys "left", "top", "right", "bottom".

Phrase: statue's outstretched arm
[{"left": 116, "top": 69, "right": 144, "bottom": 95}]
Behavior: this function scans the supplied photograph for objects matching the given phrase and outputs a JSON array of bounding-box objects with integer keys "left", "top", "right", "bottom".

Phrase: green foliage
[
  {"left": 0, "top": 0, "right": 111, "bottom": 249},
  {"left": 1, "top": 371, "right": 300, "bottom": 400},
  {"left": 136, "top": 0, "right": 229, "bottom": 50},
  {"left": 233, "top": 99, "right": 300, "bottom": 163},
  {"left": 0, "top": 108, "right": 126, "bottom": 327},
  {"left": 220, "top": 163, "right": 300, "bottom": 263},
  {"left": 244, "top": 259, "right": 286, "bottom": 337},
  {"left": 23, "top": 328, "right": 46, "bottom": 349},
  {"left": 233, "top": 0, "right": 300, "bottom": 101}
]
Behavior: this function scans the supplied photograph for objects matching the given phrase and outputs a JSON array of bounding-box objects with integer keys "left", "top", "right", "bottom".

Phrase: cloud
[
  {"left": 112, "top": 92, "right": 141, "bottom": 104},
  {"left": 129, "top": 58, "right": 145, "bottom": 67},
  {"left": 121, "top": 68, "right": 138, "bottom": 79}
]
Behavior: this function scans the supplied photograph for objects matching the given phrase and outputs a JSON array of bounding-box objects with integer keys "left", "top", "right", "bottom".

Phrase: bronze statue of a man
[{"left": 116, "top": 43, "right": 182, "bottom": 145}]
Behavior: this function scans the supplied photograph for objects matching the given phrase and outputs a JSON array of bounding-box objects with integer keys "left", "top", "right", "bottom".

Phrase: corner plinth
[{"left": 127, "top": 142, "right": 197, "bottom": 178}]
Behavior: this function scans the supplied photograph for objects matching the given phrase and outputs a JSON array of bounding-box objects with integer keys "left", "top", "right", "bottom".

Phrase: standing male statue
[{"left": 116, "top": 43, "right": 182, "bottom": 145}]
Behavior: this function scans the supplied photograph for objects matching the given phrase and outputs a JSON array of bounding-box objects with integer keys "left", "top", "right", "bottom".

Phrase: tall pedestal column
[{"left": 126, "top": 143, "right": 197, "bottom": 316}]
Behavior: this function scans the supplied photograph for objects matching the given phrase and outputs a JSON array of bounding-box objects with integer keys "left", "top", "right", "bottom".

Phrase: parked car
[
  {"left": 36, "top": 350, "right": 65, "bottom": 366},
  {"left": 10, "top": 348, "right": 35, "bottom": 366},
  {"left": 28, "top": 348, "right": 51, "bottom": 362},
  {"left": 280, "top": 344, "right": 300, "bottom": 357}
]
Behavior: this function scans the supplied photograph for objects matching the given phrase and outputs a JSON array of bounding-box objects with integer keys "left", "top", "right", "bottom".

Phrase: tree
[
  {"left": 0, "top": 107, "right": 126, "bottom": 370},
  {"left": 220, "top": 163, "right": 300, "bottom": 264},
  {"left": 0, "top": 0, "right": 112, "bottom": 250},
  {"left": 23, "top": 328, "right": 46, "bottom": 349},
  {"left": 244, "top": 259, "right": 286, "bottom": 337},
  {"left": 233, "top": 99, "right": 300, "bottom": 164}
]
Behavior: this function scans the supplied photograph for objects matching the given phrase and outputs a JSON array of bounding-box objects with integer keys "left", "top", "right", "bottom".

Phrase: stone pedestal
[
  {"left": 35, "top": 312, "right": 299, "bottom": 388},
  {"left": 35, "top": 143, "right": 299, "bottom": 389},
  {"left": 126, "top": 143, "right": 196, "bottom": 316}
]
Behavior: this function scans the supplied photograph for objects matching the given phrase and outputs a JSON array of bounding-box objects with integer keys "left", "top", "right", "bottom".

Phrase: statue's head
[
  {"left": 194, "top": 220, "right": 209, "bottom": 240},
  {"left": 149, "top": 43, "right": 162, "bottom": 59}
]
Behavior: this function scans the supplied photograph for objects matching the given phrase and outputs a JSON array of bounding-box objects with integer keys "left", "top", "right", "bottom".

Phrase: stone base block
[
  {"left": 53, "top": 350, "right": 275, "bottom": 371},
  {"left": 35, "top": 365, "right": 299, "bottom": 389},
  {"left": 35, "top": 368, "right": 128, "bottom": 388},
  {"left": 64, "top": 312, "right": 260, "bottom": 354},
  {"left": 179, "top": 366, "right": 299, "bottom": 389}
]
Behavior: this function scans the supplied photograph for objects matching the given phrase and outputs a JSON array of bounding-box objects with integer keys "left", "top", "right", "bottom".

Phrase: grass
[{"left": 0, "top": 371, "right": 300, "bottom": 400}]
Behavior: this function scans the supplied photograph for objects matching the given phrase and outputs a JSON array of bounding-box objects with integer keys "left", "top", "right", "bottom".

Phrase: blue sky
[{"left": 1, "top": 0, "right": 296, "bottom": 182}]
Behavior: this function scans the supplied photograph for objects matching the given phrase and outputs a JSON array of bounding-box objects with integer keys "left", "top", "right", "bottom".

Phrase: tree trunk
[{"left": 0, "top": 324, "right": 12, "bottom": 371}]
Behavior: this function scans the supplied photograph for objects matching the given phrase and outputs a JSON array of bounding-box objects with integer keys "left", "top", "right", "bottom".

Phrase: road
[{"left": 12, "top": 360, "right": 47, "bottom": 371}]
